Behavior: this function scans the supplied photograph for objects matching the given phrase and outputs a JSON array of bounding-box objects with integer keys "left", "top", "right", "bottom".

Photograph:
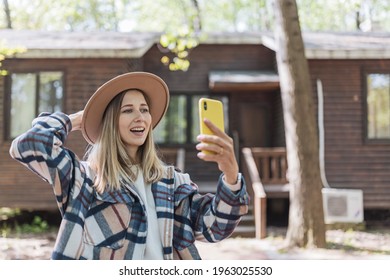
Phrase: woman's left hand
[{"left": 196, "top": 118, "right": 239, "bottom": 185}]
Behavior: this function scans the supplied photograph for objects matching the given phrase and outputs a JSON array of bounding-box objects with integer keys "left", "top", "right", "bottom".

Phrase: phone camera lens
[{"left": 204, "top": 101, "right": 207, "bottom": 110}]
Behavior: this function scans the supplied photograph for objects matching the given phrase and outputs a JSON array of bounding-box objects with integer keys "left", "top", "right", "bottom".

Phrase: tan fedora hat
[{"left": 81, "top": 72, "right": 169, "bottom": 144}]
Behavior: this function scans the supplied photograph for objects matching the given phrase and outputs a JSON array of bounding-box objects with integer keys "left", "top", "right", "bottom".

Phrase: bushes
[{"left": 0, "top": 208, "right": 59, "bottom": 238}]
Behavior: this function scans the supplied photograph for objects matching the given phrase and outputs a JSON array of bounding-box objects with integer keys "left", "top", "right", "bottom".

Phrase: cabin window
[
  {"left": 8, "top": 71, "right": 64, "bottom": 139},
  {"left": 153, "top": 94, "right": 228, "bottom": 144},
  {"left": 153, "top": 95, "right": 189, "bottom": 144},
  {"left": 366, "top": 73, "right": 390, "bottom": 140}
]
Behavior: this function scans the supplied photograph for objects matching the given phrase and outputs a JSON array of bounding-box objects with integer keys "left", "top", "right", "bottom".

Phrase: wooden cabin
[{"left": 1, "top": 30, "right": 390, "bottom": 236}]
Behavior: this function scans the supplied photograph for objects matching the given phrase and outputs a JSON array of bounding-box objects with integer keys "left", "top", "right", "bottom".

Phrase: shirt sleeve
[
  {"left": 9, "top": 112, "right": 83, "bottom": 215},
  {"left": 174, "top": 171, "right": 250, "bottom": 244},
  {"left": 222, "top": 173, "right": 242, "bottom": 192}
]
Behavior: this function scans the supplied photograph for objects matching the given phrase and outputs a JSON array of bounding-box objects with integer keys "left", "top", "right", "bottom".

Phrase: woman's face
[{"left": 118, "top": 90, "right": 152, "bottom": 159}]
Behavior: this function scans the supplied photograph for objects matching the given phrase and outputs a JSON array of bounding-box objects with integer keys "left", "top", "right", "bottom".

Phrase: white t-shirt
[{"left": 132, "top": 167, "right": 164, "bottom": 260}]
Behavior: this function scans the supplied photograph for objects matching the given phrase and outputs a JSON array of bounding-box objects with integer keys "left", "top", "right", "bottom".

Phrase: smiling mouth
[{"left": 130, "top": 127, "right": 145, "bottom": 134}]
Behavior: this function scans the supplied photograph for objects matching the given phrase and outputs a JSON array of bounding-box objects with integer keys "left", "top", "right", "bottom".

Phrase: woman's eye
[
  {"left": 122, "top": 109, "right": 132, "bottom": 114},
  {"left": 141, "top": 108, "right": 149, "bottom": 113}
]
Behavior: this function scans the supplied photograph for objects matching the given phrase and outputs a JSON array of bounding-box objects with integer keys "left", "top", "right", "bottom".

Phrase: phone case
[{"left": 199, "top": 98, "right": 224, "bottom": 154}]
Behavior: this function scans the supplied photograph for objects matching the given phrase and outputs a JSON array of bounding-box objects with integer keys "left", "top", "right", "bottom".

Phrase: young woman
[{"left": 9, "top": 72, "right": 249, "bottom": 260}]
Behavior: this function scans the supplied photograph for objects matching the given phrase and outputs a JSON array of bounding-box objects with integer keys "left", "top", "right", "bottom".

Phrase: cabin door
[{"left": 238, "top": 102, "right": 271, "bottom": 147}]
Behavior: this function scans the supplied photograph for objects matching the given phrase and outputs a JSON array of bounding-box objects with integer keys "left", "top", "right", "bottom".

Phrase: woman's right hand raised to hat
[{"left": 69, "top": 110, "right": 84, "bottom": 132}]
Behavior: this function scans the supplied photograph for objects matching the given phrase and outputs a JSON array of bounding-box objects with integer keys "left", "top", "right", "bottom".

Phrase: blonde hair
[{"left": 85, "top": 90, "right": 166, "bottom": 193}]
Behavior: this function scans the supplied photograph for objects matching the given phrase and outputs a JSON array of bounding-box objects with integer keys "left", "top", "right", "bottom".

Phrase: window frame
[
  {"left": 154, "top": 92, "right": 228, "bottom": 146},
  {"left": 4, "top": 70, "right": 66, "bottom": 140},
  {"left": 363, "top": 70, "right": 390, "bottom": 144}
]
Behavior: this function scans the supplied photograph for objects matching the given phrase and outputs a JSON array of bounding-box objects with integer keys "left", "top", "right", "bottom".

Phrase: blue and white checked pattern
[{"left": 9, "top": 112, "right": 249, "bottom": 260}]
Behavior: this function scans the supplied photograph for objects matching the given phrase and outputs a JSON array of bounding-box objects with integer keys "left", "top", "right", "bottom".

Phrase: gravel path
[{"left": 2, "top": 227, "right": 390, "bottom": 260}]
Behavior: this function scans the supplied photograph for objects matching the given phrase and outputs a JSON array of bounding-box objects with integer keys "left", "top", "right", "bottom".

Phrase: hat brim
[{"left": 81, "top": 72, "right": 169, "bottom": 144}]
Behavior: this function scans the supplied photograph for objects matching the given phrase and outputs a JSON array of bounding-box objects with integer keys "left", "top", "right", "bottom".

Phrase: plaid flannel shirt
[{"left": 9, "top": 112, "right": 249, "bottom": 260}]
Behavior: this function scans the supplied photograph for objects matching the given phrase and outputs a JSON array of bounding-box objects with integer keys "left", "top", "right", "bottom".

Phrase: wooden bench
[{"left": 242, "top": 147, "right": 290, "bottom": 239}]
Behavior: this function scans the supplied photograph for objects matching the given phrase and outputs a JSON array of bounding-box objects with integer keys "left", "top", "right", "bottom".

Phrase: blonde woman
[{"left": 9, "top": 72, "right": 249, "bottom": 260}]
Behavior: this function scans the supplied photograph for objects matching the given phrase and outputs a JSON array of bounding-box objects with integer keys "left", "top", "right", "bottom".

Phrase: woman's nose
[{"left": 133, "top": 110, "right": 144, "bottom": 121}]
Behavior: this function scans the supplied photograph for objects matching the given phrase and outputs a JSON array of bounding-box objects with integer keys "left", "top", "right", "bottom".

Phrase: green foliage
[
  {"left": 14, "top": 216, "right": 49, "bottom": 234},
  {"left": 0, "top": 0, "right": 127, "bottom": 31},
  {"left": 0, "top": 41, "right": 26, "bottom": 75},
  {"left": 2, "top": 0, "right": 390, "bottom": 71},
  {"left": 2, "top": 0, "right": 390, "bottom": 32},
  {"left": 200, "top": 0, "right": 270, "bottom": 32},
  {"left": 0, "top": 208, "right": 52, "bottom": 238},
  {"left": 155, "top": 0, "right": 204, "bottom": 72},
  {"left": 159, "top": 27, "right": 203, "bottom": 72},
  {"left": 1, "top": 216, "right": 50, "bottom": 238},
  {"left": 0, "top": 208, "right": 21, "bottom": 221},
  {"left": 296, "top": 0, "right": 390, "bottom": 31}
]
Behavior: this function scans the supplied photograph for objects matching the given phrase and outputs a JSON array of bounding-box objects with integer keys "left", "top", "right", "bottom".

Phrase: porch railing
[{"left": 242, "top": 147, "right": 289, "bottom": 239}]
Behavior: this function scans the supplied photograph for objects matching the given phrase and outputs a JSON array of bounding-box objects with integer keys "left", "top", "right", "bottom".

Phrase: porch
[
  {"left": 195, "top": 147, "right": 290, "bottom": 239},
  {"left": 240, "top": 147, "right": 290, "bottom": 238}
]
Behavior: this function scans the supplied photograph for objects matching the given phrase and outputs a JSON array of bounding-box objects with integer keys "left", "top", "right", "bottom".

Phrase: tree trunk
[
  {"left": 3, "top": 0, "right": 12, "bottom": 29},
  {"left": 273, "top": 0, "right": 326, "bottom": 248},
  {"left": 191, "top": 0, "right": 202, "bottom": 31}
]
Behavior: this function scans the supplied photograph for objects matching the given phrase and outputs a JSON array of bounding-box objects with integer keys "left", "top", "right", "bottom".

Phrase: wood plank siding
[
  {"left": 143, "top": 44, "right": 276, "bottom": 92},
  {"left": 309, "top": 59, "right": 390, "bottom": 209}
]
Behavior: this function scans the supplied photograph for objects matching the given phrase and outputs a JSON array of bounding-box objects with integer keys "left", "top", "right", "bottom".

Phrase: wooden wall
[
  {"left": 309, "top": 59, "right": 390, "bottom": 209},
  {"left": 144, "top": 43, "right": 276, "bottom": 91}
]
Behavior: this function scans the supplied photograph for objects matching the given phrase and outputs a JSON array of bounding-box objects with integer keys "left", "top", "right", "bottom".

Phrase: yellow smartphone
[{"left": 198, "top": 98, "right": 225, "bottom": 154}]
